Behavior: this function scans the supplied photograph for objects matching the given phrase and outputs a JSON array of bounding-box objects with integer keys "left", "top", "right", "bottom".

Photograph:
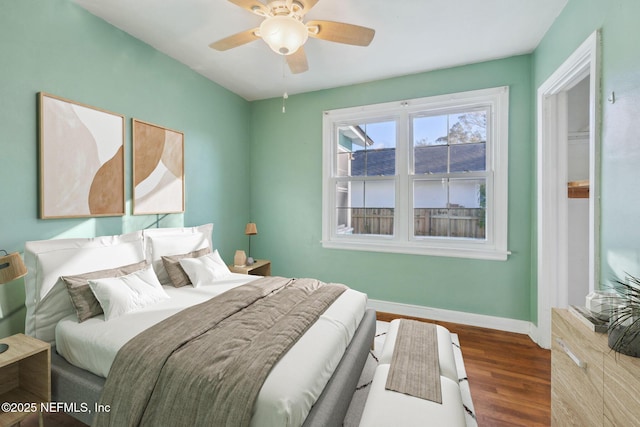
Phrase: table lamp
[{"left": 245, "top": 222, "right": 258, "bottom": 265}]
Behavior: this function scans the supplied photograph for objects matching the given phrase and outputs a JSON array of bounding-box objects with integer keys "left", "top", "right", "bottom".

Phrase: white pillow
[
  {"left": 88, "top": 266, "right": 169, "bottom": 321},
  {"left": 179, "top": 250, "right": 232, "bottom": 287},
  {"left": 143, "top": 224, "right": 213, "bottom": 276},
  {"left": 24, "top": 231, "right": 145, "bottom": 344}
]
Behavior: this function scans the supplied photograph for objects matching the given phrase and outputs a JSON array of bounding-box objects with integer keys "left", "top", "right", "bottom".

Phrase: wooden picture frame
[
  {"left": 132, "top": 119, "right": 185, "bottom": 215},
  {"left": 38, "top": 92, "right": 125, "bottom": 219}
]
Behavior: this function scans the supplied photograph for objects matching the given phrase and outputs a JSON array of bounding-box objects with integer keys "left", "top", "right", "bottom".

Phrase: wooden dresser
[{"left": 551, "top": 308, "right": 640, "bottom": 426}]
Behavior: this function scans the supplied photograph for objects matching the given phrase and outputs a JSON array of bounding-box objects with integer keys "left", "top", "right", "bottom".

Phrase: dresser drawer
[
  {"left": 603, "top": 350, "right": 640, "bottom": 425},
  {"left": 551, "top": 309, "right": 604, "bottom": 426}
]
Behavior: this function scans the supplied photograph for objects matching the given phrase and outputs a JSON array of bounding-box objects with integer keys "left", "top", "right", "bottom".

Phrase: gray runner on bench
[{"left": 385, "top": 319, "right": 442, "bottom": 403}]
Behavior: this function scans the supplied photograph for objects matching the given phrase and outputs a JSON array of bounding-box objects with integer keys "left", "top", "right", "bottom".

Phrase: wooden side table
[
  {"left": 0, "top": 334, "right": 50, "bottom": 427},
  {"left": 229, "top": 259, "right": 271, "bottom": 276}
]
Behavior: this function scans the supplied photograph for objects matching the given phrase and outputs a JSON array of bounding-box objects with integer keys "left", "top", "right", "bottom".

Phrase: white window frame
[{"left": 321, "top": 86, "right": 510, "bottom": 261}]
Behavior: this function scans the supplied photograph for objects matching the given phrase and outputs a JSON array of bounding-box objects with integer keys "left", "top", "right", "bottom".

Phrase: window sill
[{"left": 321, "top": 239, "right": 510, "bottom": 261}]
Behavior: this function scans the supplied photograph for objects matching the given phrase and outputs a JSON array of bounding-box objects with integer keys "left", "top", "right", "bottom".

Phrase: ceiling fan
[{"left": 209, "top": 0, "right": 375, "bottom": 74}]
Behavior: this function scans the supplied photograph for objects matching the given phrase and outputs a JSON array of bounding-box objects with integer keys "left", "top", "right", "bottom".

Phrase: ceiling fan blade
[
  {"left": 209, "top": 28, "right": 260, "bottom": 51},
  {"left": 296, "top": 0, "right": 319, "bottom": 15},
  {"left": 307, "top": 20, "right": 375, "bottom": 46},
  {"left": 228, "top": 0, "right": 268, "bottom": 16},
  {"left": 287, "top": 47, "right": 309, "bottom": 74}
]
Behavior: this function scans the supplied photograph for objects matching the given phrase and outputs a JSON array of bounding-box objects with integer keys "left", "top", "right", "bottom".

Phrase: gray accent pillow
[
  {"left": 161, "top": 247, "right": 211, "bottom": 287},
  {"left": 62, "top": 260, "right": 148, "bottom": 322}
]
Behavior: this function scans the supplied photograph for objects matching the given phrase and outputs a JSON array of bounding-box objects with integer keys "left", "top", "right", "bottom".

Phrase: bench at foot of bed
[{"left": 359, "top": 319, "right": 466, "bottom": 427}]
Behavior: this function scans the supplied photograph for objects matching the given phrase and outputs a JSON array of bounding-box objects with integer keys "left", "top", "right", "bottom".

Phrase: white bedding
[{"left": 56, "top": 273, "right": 367, "bottom": 427}]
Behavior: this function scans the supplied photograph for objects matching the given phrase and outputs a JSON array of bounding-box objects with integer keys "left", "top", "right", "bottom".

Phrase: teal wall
[
  {"left": 531, "top": 0, "right": 640, "bottom": 318},
  {"left": 0, "top": 0, "right": 251, "bottom": 336},
  {"left": 249, "top": 56, "right": 534, "bottom": 322}
]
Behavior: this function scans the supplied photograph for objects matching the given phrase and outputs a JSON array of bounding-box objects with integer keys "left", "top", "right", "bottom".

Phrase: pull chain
[{"left": 282, "top": 55, "right": 288, "bottom": 113}]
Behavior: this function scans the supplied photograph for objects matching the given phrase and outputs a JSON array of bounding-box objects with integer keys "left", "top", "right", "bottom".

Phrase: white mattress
[{"left": 55, "top": 273, "right": 367, "bottom": 427}]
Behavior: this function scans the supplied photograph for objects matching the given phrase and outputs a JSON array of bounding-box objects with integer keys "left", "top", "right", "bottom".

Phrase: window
[{"left": 322, "top": 87, "right": 509, "bottom": 260}]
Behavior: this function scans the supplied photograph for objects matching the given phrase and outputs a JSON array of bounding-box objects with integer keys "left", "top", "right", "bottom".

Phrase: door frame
[{"left": 535, "top": 31, "right": 601, "bottom": 348}]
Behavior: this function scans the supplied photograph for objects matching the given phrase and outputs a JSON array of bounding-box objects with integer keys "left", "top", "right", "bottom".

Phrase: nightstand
[
  {"left": 229, "top": 259, "right": 271, "bottom": 276},
  {"left": 0, "top": 334, "right": 50, "bottom": 427}
]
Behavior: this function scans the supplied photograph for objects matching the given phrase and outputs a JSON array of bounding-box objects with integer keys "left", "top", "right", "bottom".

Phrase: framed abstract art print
[
  {"left": 132, "top": 119, "right": 185, "bottom": 215},
  {"left": 38, "top": 92, "right": 125, "bottom": 219}
]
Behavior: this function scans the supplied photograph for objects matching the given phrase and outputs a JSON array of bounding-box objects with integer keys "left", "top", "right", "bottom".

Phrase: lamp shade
[
  {"left": 245, "top": 223, "right": 258, "bottom": 235},
  {"left": 0, "top": 252, "right": 27, "bottom": 284},
  {"left": 259, "top": 15, "right": 308, "bottom": 55}
]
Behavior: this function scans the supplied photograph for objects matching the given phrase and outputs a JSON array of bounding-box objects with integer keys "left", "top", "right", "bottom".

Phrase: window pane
[
  {"left": 413, "top": 180, "right": 448, "bottom": 237},
  {"left": 336, "top": 121, "right": 396, "bottom": 177},
  {"left": 335, "top": 182, "right": 349, "bottom": 231},
  {"left": 414, "top": 145, "right": 448, "bottom": 174},
  {"left": 413, "top": 115, "right": 448, "bottom": 174},
  {"left": 450, "top": 142, "right": 485, "bottom": 172},
  {"left": 413, "top": 111, "right": 487, "bottom": 174},
  {"left": 413, "top": 115, "right": 448, "bottom": 146},
  {"left": 448, "top": 111, "right": 487, "bottom": 145},
  {"left": 449, "top": 178, "right": 486, "bottom": 239},
  {"left": 413, "top": 178, "right": 486, "bottom": 239},
  {"left": 335, "top": 180, "right": 394, "bottom": 236},
  {"left": 449, "top": 178, "right": 484, "bottom": 208},
  {"left": 413, "top": 180, "right": 448, "bottom": 209},
  {"left": 337, "top": 149, "right": 351, "bottom": 177}
]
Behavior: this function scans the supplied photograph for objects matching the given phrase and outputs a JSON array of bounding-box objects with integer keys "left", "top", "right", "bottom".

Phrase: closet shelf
[{"left": 568, "top": 180, "right": 589, "bottom": 198}]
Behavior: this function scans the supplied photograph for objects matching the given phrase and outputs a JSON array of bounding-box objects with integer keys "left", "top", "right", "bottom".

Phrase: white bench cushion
[
  {"left": 379, "top": 319, "right": 458, "bottom": 383},
  {"left": 359, "top": 364, "right": 466, "bottom": 427}
]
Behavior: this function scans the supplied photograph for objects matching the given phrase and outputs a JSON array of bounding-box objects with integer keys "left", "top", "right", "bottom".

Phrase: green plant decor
[{"left": 607, "top": 274, "right": 640, "bottom": 357}]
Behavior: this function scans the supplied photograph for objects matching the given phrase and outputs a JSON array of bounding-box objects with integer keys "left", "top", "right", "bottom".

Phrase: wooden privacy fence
[
  {"left": 350, "top": 208, "right": 395, "bottom": 235},
  {"left": 350, "top": 208, "right": 485, "bottom": 238}
]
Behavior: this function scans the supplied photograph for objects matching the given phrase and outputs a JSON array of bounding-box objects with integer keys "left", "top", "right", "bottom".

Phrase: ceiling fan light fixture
[{"left": 259, "top": 15, "right": 308, "bottom": 55}]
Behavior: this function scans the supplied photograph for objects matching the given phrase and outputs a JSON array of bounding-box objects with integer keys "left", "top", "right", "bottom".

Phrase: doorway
[
  {"left": 535, "top": 31, "right": 600, "bottom": 348},
  {"left": 566, "top": 77, "right": 591, "bottom": 306}
]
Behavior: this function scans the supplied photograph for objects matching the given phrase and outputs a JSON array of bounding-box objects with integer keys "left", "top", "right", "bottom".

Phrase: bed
[{"left": 23, "top": 224, "right": 376, "bottom": 426}]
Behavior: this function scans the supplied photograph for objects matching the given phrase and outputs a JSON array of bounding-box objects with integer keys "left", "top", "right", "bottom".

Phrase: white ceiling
[{"left": 73, "top": 0, "right": 568, "bottom": 101}]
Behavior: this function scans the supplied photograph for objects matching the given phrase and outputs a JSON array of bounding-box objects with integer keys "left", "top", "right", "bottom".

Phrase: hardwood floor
[
  {"left": 23, "top": 313, "right": 551, "bottom": 427},
  {"left": 377, "top": 312, "right": 551, "bottom": 427}
]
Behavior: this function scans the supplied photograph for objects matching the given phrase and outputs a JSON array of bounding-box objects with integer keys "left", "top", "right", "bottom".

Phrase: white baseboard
[
  {"left": 368, "top": 298, "right": 536, "bottom": 338},
  {"left": 528, "top": 323, "right": 548, "bottom": 349}
]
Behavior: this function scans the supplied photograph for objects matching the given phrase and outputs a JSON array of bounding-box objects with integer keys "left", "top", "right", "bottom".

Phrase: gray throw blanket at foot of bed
[
  {"left": 93, "top": 276, "right": 346, "bottom": 427},
  {"left": 385, "top": 319, "right": 442, "bottom": 403}
]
